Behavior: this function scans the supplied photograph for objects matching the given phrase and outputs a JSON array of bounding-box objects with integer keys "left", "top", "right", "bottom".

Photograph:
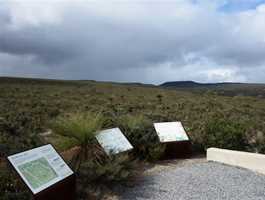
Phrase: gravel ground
[{"left": 117, "top": 161, "right": 265, "bottom": 200}]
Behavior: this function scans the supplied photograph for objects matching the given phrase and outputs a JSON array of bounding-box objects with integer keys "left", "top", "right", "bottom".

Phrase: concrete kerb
[{"left": 207, "top": 147, "right": 265, "bottom": 175}]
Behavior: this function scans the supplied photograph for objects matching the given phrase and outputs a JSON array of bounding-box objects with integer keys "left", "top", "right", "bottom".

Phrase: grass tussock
[
  {"left": 52, "top": 112, "right": 105, "bottom": 171},
  {"left": 51, "top": 113, "right": 140, "bottom": 199}
]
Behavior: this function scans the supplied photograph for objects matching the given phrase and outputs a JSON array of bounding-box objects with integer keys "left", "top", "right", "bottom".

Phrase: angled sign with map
[
  {"left": 7, "top": 144, "right": 74, "bottom": 194},
  {"left": 96, "top": 128, "right": 133, "bottom": 155},
  {"left": 154, "top": 122, "right": 189, "bottom": 143}
]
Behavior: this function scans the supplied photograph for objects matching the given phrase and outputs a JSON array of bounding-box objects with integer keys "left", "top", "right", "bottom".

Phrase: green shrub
[
  {"left": 76, "top": 153, "right": 138, "bottom": 199},
  {"left": 203, "top": 118, "right": 248, "bottom": 151},
  {"left": 78, "top": 154, "right": 138, "bottom": 183},
  {"left": 51, "top": 112, "right": 105, "bottom": 171},
  {"left": 0, "top": 112, "right": 42, "bottom": 157},
  {"left": 0, "top": 133, "right": 41, "bottom": 157},
  {"left": 52, "top": 112, "right": 139, "bottom": 198},
  {"left": 0, "top": 166, "right": 32, "bottom": 200},
  {"left": 118, "top": 115, "right": 164, "bottom": 161}
]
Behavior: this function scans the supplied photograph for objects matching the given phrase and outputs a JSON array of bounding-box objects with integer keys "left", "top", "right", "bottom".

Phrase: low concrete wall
[{"left": 207, "top": 148, "right": 265, "bottom": 175}]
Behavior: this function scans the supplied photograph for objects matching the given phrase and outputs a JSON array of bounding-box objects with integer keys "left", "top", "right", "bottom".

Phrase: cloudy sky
[{"left": 0, "top": 0, "right": 265, "bottom": 84}]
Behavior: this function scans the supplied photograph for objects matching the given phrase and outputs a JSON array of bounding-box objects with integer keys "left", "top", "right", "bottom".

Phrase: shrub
[
  {"left": 78, "top": 154, "right": 138, "bottom": 183},
  {"left": 118, "top": 114, "right": 164, "bottom": 161},
  {"left": 203, "top": 118, "right": 248, "bottom": 151},
  {"left": 76, "top": 153, "right": 139, "bottom": 199},
  {"left": 0, "top": 166, "right": 32, "bottom": 200},
  {"left": 51, "top": 112, "right": 105, "bottom": 171},
  {"left": 156, "top": 94, "right": 163, "bottom": 104},
  {"left": 75, "top": 150, "right": 139, "bottom": 199},
  {"left": 52, "top": 112, "right": 139, "bottom": 199},
  {"left": 0, "top": 134, "right": 41, "bottom": 159}
]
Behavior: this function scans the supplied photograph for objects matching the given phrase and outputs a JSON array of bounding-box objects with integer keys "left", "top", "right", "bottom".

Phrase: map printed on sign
[
  {"left": 154, "top": 122, "right": 189, "bottom": 143},
  {"left": 8, "top": 144, "right": 73, "bottom": 194},
  {"left": 96, "top": 128, "right": 133, "bottom": 155}
]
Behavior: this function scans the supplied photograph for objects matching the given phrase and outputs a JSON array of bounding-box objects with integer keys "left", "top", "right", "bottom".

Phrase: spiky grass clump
[
  {"left": 52, "top": 112, "right": 140, "bottom": 199},
  {"left": 52, "top": 112, "right": 105, "bottom": 171}
]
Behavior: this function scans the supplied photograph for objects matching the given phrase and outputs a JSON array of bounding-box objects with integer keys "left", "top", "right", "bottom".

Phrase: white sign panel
[
  {"left": 96, "top": 128, "right": 133, "bottom": 155},
  {"left": 8, "top": 144, "right": 74, "bottom": 194},
  {"left": 154, "top": 122, "right": 189, "bottom": 143}
]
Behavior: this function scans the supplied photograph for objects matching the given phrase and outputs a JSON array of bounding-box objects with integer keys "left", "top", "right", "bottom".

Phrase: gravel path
[{"left": 117, "top": 161, "right": 265, "bottom": 200}]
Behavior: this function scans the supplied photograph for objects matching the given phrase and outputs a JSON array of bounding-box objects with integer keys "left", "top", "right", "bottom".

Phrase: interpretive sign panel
[
  {"left": 96, "top": 128, "right": 133, "bottom": 155},
  {"left": 154, "top": 122, "right": 189, "bottom": 143},
  {"left": 8, "top": 144, "right": 74, "bottom": 194}
]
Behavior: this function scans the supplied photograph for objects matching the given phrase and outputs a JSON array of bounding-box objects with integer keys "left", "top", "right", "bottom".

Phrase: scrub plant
[
  {"left": 52, "top": 112, "right": 139, "bottom": 199},
  {"left": 0, "top": 166, "right": 32, "bottom": 200},
  {"left": 52, "top": 112, "right": 105, "bottom": 171},
  {"left": 118, "top": 114, "right": 165, "bottom": 161},
  {"left": 203, "top": 118, "right": 249, "bottom": 151}
]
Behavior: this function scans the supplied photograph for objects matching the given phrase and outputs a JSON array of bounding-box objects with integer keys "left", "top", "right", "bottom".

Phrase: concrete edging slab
[{"left": 207, "top": 148, "right": 265, "bottom": 175}]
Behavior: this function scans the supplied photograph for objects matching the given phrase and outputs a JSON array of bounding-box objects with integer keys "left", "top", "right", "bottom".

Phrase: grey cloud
[
  {"left": 0, "top": 1, "right": 265, "bottom": 83},
  {"left": 0, "top": 27, "right": 79, "bottom": 64}
]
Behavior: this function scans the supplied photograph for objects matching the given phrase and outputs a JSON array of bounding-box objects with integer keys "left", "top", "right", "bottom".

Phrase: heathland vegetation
[{"left": 0, "top": 77, "right": 265, "bottom": 199}]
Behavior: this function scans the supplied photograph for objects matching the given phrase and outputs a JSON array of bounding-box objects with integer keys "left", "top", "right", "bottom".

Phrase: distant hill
[
  {"left": 1, "top": 77, "right": 265, "bottom": 98},
  {"left": 160, "top": 81, "right": 244, "bottom": 88},
  {"left": 0, "top": 77, "right": 155, "bottom": 88},
  {"left": 160, "top": 81, "right": 265, "bottom": 98}
]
